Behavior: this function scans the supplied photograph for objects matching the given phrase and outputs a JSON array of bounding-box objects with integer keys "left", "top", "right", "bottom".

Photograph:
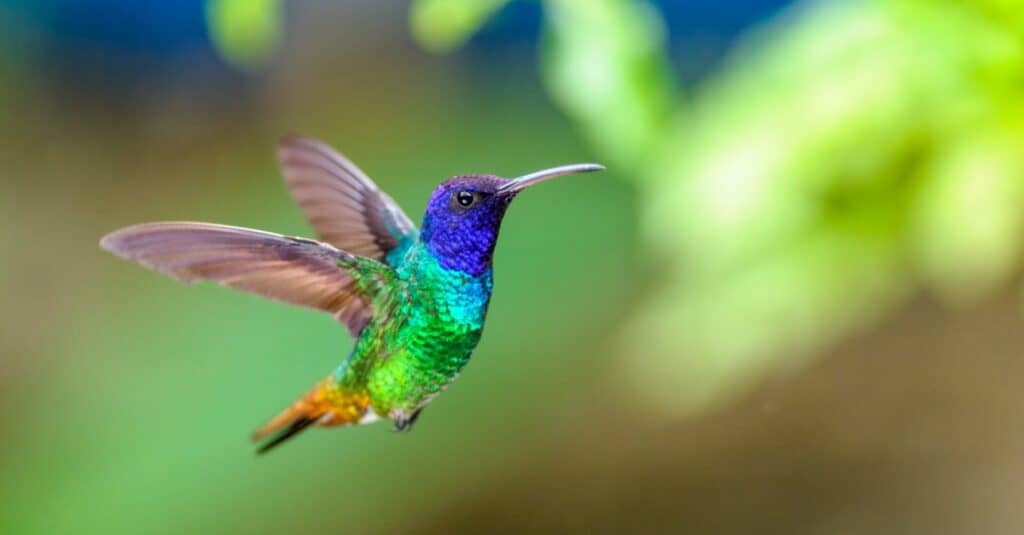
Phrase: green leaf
[
  {"left": 205, "top": 0, "right": 282, "bottom": 71},
  {"left": 410, "top": 0, "right": 511, "bottom": 53},
  {"left": 625, "top": 0, "right": 1024, "bottom": 414},
  {"left": 912, "top": 132, "right": 1024, "bottom": 304}
]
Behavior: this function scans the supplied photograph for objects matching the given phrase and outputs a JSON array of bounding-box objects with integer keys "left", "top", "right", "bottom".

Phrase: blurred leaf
[
  {"left": 912, "top": 132, "right": 1024, "bottom": 304},
  {"left": 410, "top": 0, "right": 511, "bottom": 53},
  {"left": 541, "top": 0, "right": 677, "bottom": 173},
  {"left": 205, "top": 0, "right": 282, "bottom": 71},
  {"left": 624, "top": 0, "right": 1024, "bottom": 413}
]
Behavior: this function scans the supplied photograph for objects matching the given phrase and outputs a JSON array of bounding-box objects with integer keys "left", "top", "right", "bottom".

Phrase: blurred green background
[{"left": 3, "top": 1, "right": 1024, "bottom": 533}]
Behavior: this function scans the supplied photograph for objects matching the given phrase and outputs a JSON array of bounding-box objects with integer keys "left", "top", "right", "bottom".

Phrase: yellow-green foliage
[
  {"left": 631, "top": 0, "right": 1024, "bottom": 410},
  {"left": 411, "top": 0, "right": 511, "bottom": 52},
  {"left": 205, "top": 0, "right": 282, "bottom": 71}
]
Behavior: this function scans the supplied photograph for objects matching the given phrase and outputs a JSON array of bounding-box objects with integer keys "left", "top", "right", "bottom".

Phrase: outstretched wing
[
  {"left": 100, "top": 222, "right": 388, "bottom": 337},
  {"left": 277, "top": 136, "right": 418, "bottom": 267}
]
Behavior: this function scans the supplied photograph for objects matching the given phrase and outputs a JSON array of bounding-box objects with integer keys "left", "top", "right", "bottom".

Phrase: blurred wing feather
[
  {"left": 278, "top": 136, "right": 417, "bottom": 266},
  {"left": 100, "top": 222, "right": 380, "bottom": 336}
]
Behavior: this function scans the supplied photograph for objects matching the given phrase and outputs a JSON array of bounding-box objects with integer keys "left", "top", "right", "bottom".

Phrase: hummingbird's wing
[
  {"left": 100, "top": 222, "right": 389, "bottom": 337},
  {"left": 277, "top": 136, "right": 418, "bottom": 267}
]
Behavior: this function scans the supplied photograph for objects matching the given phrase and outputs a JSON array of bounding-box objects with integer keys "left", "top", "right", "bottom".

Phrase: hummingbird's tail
[{"left": 252, "top": 378, "right": 372, "bottom": 454}]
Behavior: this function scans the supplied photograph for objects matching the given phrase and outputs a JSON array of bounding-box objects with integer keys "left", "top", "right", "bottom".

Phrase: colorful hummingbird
[{"left": 100, "top": 136, "right": 603, "bottom": 453}]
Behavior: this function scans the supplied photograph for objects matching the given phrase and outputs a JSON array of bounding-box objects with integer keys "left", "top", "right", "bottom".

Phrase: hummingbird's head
[{"left": 420, "top": 163, "right": 604, "bottom": 275}]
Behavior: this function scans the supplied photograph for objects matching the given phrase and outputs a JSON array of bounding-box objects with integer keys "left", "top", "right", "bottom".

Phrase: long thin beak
[{"left": 497, "top": 163, "right": 605, "bottom": 194}]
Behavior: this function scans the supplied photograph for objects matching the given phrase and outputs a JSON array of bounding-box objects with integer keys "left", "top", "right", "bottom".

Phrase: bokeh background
[{"left": 3, "top": 1, "right": 1024, "bottom": 533}]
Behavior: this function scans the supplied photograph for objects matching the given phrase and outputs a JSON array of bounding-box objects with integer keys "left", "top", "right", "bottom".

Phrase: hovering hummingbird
[{"left": 100, "top": 136, "right": 603, "bottom": 453}]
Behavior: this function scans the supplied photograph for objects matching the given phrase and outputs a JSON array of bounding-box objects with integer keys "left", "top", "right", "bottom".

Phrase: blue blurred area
[
  {"left": 48, "top": 0, "right": 208, "bottom": 56},
  {"left": 1, "top": 0, "right": 231, "bottom": 97},
  {"left": 0, "top": 0, "right": 794, "bottom": 89},
  {"left": 4, "top": 0, "right": 210, "bottom": 58},
  {"left": 658, "top": 0, "right": 792, "bottom": 36}
]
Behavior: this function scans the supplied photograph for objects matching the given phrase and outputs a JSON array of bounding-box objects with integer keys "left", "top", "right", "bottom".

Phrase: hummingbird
[{"left": 100, "top": 136, "right": 603, "bottom": 453}]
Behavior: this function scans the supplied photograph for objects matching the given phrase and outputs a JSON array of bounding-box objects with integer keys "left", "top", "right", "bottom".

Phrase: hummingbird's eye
[{"left": 454, "top": 190, "right": 477, "bottom": 208}]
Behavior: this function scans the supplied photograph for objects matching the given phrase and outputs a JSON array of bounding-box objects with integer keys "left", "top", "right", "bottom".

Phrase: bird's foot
[{"left": 392, "top": 408, "right": 423, "bottom": 432}]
